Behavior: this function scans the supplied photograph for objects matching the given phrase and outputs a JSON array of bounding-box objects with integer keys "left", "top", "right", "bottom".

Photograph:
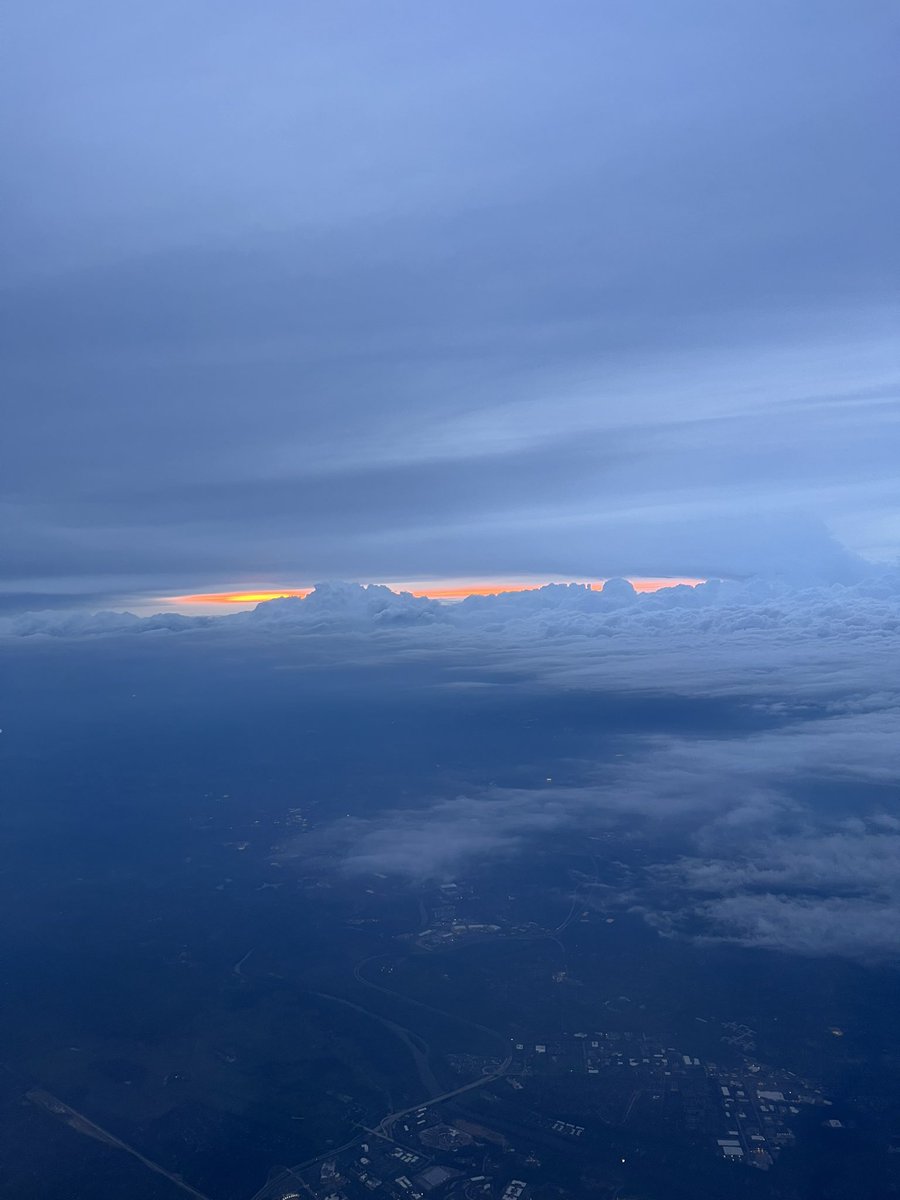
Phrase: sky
[{"left": 2, "top": 1, "right": 898, "bottom": 612}]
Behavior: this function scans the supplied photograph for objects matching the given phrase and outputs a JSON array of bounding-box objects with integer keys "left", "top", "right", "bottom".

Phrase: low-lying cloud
[
  {"left": 4, "top": 574, "right": 900, "bottom": 961},
  {"left": 280, "top": 608, "right": 900, "bottom": 961}
]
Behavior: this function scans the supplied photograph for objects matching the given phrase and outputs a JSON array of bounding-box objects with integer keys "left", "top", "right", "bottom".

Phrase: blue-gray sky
[{"left": 2, "top": 1, "right": 898, "bottom": 610}]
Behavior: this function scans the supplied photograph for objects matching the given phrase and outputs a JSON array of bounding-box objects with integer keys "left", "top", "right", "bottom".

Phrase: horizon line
[{"left": 164, "top": 576, "right": 708, "bottom": 608}]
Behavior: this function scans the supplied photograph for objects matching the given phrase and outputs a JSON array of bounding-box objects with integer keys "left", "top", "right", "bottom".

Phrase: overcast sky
[{"left": 2, "top": 1, "right": 898, "bottom": 610}]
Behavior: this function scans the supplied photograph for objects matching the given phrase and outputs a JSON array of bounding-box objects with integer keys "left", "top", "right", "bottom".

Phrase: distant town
[
  {"left": 252, "top": 1023, "right": 830, "bottom": 1200},
  {"left": 246, "top": 871, "right": 836, "bottom": 1200}
]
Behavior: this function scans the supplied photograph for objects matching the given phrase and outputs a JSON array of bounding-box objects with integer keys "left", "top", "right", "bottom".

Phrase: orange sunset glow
[
  {"left": 171, "top": 589, "right": 313, "bottom": 604},
  {"left": 166, "top": 577, "right": 706, "bottom": 609}
]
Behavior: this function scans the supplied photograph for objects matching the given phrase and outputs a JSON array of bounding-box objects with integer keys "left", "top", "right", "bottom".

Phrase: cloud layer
[
  {"left": 3, "top": 576, "right": 899, "bottom": 960},
  {"left": 297, "top": 692, "right": 900, "bottom": 960},
  {"left": 2, "top": 3, "right": 898, "bottom": 606},
  {"left": 30, "top": 575, "right": 879, "bottom": 962}
]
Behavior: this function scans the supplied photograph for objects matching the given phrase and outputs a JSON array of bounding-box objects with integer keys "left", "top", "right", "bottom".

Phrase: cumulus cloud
[
  {"left": 246, "top": 582, "right": 442, "bottom": 628},
  {"left": 5, "top": 569, "right": 900, "bottom": 641},
  {"left": 7, "top": 573, "right": 900, "bottom": 720},
  {"left": 4, "top": 574, "right": 900, "bottom": 960}
]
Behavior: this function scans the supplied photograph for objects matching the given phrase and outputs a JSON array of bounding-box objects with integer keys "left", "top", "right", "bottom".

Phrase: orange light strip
[
  {"left": 166, "top": 578, "right": 706, "bottom": 606},
  {"left": 410, "top": 583, "right": 543, "bottom": 599},
  {"left": 169, "top": 589, "right": 313, "bottom": 604}
]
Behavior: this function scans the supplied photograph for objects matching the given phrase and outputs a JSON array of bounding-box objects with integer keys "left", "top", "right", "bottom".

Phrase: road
[
  {"left": 249, "top": 1052, "right": 513, "bottom": 1200},
  {"left": 249, "top": 953, "right": 515, "bottom": 1200},
  {"left": 375, "top": 1053, "right": 513, "bottom": 1138},
  {"left": 27, "top": 1088, "right": 213, "bottom": 1200},
  {"left": 310, "top": 989, "right": 444, "bottom": 1099}
]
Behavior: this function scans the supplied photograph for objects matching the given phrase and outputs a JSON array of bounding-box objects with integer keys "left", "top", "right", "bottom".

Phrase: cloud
[
  {"left": 288, "top": 698, "right": 900, "bottom": 961},
  {"left": 1, "top": 4, "right": 898, "bottom": 603},
  {"left": 683, "top": 893, "right": 900, "bottom": 961},
  {"left": 312, "top": 799, "right": 549, "bottom": 882},
  {"left": 622, "top": 712, "right": 900, "bottom": 960},
  {"left": 666, "top": 829, "right": 900, "bottom": 898},
  {"left": 5, "top": 574, "right": 900, "bottom": 960},
  {"left": 274, "top": 596, "right": 900, "bottom": 963},
  {"left": 246, "top": 582, "right": 442, "bottom": 628},
  {"left": 5, "top": 571, "right": 900, "bottom": 724}
]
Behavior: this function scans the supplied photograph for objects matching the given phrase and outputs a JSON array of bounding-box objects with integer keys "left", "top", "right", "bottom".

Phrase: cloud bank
[{"left": 4, "top": 576, "right": 899, "bottom": 960}]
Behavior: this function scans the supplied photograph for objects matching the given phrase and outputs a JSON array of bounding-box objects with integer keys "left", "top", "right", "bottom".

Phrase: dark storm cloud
[{"left": 1, "top": 1, "right": 898, "bottom": 605}]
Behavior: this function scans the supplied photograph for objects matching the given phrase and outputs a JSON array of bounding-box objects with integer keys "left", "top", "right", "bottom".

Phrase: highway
[
  {"left": 249, "top": 951, "right": 515, "bottom": 1200},
  {"left": 375, "top": 1053, "right": 513, "bottom": 1138}
]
